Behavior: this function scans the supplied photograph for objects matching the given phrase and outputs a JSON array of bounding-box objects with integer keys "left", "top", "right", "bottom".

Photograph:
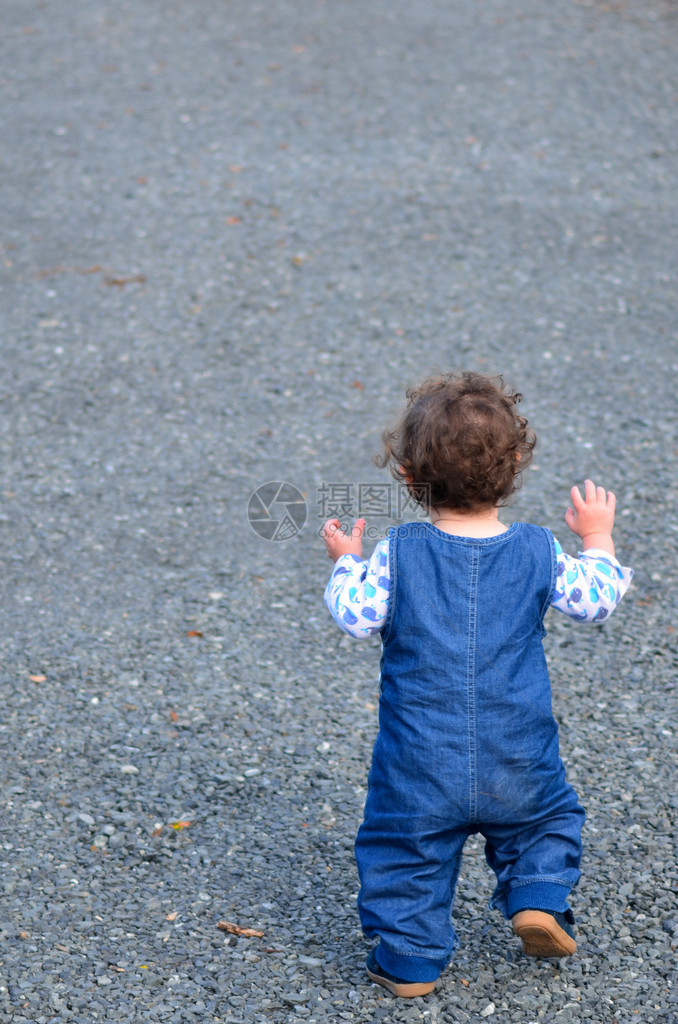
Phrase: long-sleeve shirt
[{"left": 325, "top": 531, "right": 633, "bottom": 639}]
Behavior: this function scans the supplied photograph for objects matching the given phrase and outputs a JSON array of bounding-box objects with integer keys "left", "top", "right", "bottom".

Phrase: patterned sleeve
[
  {"left": 323, "top": 538, "right": 391, "bottom": 638},
  {"left": 551, "top": 537, "right": 633, "bottom": 623}
]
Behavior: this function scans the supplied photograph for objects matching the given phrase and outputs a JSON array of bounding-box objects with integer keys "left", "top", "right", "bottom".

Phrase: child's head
[{"left": 377, "top": 371, "right": 536, "bottom": 511}]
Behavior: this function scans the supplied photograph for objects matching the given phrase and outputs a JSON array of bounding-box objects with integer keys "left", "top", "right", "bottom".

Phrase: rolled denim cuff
[
  {"left": 506, "top": 881, "right": 572, "bottom": 918},
  {"left": 376, "top": 942, "right": 449, "bottom": 983}
]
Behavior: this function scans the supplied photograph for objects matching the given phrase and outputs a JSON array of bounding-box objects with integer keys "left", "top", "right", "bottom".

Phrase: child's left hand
[
  {"left": 322, "top": 518, "right": 365, "bottom": 562},
  {"left": 564, "top": 478, "right": 616, "bottom": 556}
]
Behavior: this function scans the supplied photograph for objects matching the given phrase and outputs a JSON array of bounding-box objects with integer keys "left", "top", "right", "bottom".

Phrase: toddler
[{"left": 322, "top": 372, "right": 632, "bottom": 997}]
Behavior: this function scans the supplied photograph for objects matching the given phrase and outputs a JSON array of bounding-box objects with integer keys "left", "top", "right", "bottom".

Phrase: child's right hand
[{"left": 564, "top": 479, "right": 616, "bottom": 557}]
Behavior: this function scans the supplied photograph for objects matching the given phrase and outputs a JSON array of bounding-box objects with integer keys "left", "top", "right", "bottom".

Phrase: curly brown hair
[{"left": 376, "top": 371, "right": 536, "bottom": 511}]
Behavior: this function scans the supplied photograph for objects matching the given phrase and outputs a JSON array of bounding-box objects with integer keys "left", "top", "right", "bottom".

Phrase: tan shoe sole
[
  {"left": 512, "top": 910, "right": 577, "bottom": 957},
  {"left": 366, "top": 966, "right": 436, "bottom": 998}
]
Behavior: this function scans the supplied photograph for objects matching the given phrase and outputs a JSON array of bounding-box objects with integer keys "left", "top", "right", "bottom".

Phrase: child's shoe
[
  {"left": 512, "top": 909, "right": 577, "bottom": 958},
  {"left": 365, "top": 948, "right": 437, "bottom": 997}
]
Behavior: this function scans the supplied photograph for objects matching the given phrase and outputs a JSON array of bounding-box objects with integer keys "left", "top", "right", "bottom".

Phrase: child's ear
[{"left": 399, "top": 465, "right": 414, "bottom": 485}]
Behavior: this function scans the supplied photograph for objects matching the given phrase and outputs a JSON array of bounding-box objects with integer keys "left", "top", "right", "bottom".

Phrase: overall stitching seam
[
  {"left": 381, "top": 529, "right": 397, "bottom": 645},
  {"left": 538, "top": 526, "right": 558, "bottom": 623},
  {"left": 467, "top": 547, "right": 479, "bottom": 823}
]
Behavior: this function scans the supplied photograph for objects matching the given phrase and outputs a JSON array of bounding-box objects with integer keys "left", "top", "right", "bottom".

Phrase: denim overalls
[{"left": 355, "top": 522, "right": 585, "bottom": 984}]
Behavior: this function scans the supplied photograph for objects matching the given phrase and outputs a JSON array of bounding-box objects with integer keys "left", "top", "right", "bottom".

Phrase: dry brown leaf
[
  {"left": 104, "top": 274, "right": 147, "bottom": 287},
  {"left": 186, "top": 630, "right": 203, "bottom": 638},
  {"left": 217, "top": 920, "right": 264, "bottom": 938},
  {"left": 166, "top": 911, "right": 178, "bottom": 922},
  {"left": 29, "top": 674, "right": 47, "bottom": 683}
]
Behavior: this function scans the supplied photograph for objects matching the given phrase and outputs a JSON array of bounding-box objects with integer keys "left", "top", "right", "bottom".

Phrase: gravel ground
[{"left": 1, "top": 0, "right": 677, "bottom": 1021}]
